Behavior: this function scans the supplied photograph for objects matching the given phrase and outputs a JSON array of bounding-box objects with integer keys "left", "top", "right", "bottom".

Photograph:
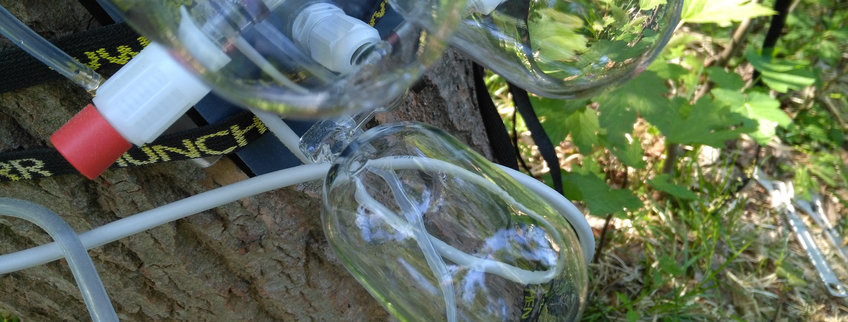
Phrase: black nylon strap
[
  {"left": 753, "top": 0, "right": 792, "bottom": 83},
  {"left": 77, "top": 0, "right": 116, "bottom": 25},
  {"left": 0, "top": 22, "right": 142, "bottom": 93},
  {"left": 509, "top": 84, "right": 563, "bottom": 194},
  {"left": 0, "top": 112, "right": 267, "bottom": 182},
  {"left": 473, "top": 64, "right": 518, "bottom": 170}
]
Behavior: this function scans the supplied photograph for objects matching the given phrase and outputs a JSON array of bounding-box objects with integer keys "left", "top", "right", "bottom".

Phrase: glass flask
[
  {"left": 323, "top": 123, "right": 588, "bottom": 321},
  {"left": 103, "top": 0, "right": 463, "bottom": 116},
  {"left": 398, "top": 0, "right": 683, "bottom": 98}
]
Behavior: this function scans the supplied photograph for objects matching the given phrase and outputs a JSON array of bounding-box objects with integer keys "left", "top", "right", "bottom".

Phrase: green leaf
[
  {"left": 640, "top": 0, "right": 666, "bottom": 11},
  {"left": 626, "top": 310, "right": 640, "bottom": 322},
  {"left": 712, "top": 89, "right": 791, "bottom": 144},
  {"left": 532, "top": 96, "right": 589, "bottom": 144},
  {"left": 808, "top": 153, "right": 841, "bottom": 188},
  {"left": 599, "top": 104, "right": 637, "bottom": 144},
  {"left": 600, "top": 105, "right": 646, "bottom": 168},
  {"left": 532, "top": 96, "right": 588, "bottom": 116},
  {"left": 580, "top": 157, "right": 605, "bottom": 177},
  {"left": 565, "top": 108, "right": 601, "bottom": 154},
  {"left": 745, "top": 92, "right": 792, "bottom": 139},
  {"left": 745, "top": 49, "right": 816, "bottom": 93},
  {"left": 747, "top": 92, "right": 788, "bottom": 124},
  {"left": 650, "top": 61, "right": 689, "bottom": 80},
  {"left": 528, "top": 8, "right": 588, "bottom": 62},
  {"left": 610, "top": 138, "right": 647, "bottom": 169},
  {"left": 793, "top": 166, "right": 815, "bottom": 200},
  {"left": 572, "top": 38, "right": 656, "bottom": 76},
  {"left": 598, "top": 70, "right": 669, "bottom": 115},
  {"left": 649, "top": 174, "right": 698, "bottom": 200},
  {"left": 563, "top": 171, "right": 642, "bottom": 216},
  {"left": 646, "top": 97, "right": 754, "bottom": 147},
  {"left": 682, "top": 0, "right": 776, "bottom": 26},
  {"left": 707, "top": 67, "right": 745, "bottom": 90},
  {"left": 711, "top": 88, "right": 746, "bottom": 108},
  {"left": 659, "top": 255, "right": 685, "bottom": 276}
]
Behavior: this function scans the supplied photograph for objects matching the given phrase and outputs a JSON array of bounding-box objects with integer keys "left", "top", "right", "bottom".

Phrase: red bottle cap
[{"left": 51, "top": 104, "right": 131, "bottom": 179}]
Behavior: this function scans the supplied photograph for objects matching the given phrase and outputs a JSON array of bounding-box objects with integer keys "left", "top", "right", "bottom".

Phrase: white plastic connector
[
  {"left": 92, "top": 42, "right": 211, "bottom": 146},
  {"left": 90, "top": 7, "right": 230, "bottom": 147},
  {"left": 291, "top": 3, "right": 380, "bottom": 73},
  {"left": 466, "top": 0, "right": 505, "bottom": 15}
]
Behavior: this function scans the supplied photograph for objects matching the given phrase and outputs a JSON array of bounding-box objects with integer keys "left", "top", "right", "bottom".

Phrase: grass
[{"left": 545, "top": 126, "right": 845, "bottom": 320}]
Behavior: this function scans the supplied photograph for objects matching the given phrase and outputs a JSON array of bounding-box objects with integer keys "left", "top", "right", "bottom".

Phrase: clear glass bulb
[
  {"left": 103, "top": 0, "right": 463, "bottom": 116},
  {"left": 323, "top": 123, "right": 588, "bottom": 321},
  {"left": 398, "top": 0, "right": 683, "bottom": 98}
]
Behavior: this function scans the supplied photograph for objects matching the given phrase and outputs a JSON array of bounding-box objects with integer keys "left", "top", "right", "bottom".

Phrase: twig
[
  {"left": 692, "top": 15, "right": 755, "bottom": 103},
  {"left": 661, "top": 143, "right": 679, "bottom": 176},
  {"left": 593, "top": 213, "right": 615, "bottom": 265},
  {"left": 818, "top": 96, "right": 848, "bottom": 129}
]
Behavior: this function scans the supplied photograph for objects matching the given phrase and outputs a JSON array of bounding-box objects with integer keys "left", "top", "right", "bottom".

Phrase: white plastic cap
[
  {"left": 92, "top": 42, "right": 212, "bottom": 146},
  {"left": 291, "top": 3, "right": 380, "bottom": 74},
  {"left": 466, "top": 0, "right": 505, "bottom": 15}
]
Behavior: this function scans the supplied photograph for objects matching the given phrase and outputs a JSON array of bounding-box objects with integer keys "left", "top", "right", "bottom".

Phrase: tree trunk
[{"left": 0, "top": 1, "right": 491, "bottom": 320}]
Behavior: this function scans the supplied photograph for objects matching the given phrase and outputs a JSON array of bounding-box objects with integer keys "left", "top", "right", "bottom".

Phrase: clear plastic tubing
[
  {"left": 0, "top": 163, "right": 332, "bottom": 274},
  {"left": 0, "top": 198, "right": 118, "bottom": 322},
  {"left": 0, "top": 5, "right": 103, "bottom": 92}
]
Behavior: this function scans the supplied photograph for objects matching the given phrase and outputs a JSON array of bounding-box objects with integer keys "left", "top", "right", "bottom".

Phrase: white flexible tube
[
  {"left": 0, "top": 5, "right": 103, "bottom": 91},
  {"left": 0, "top": 198, "right": 118, "bottom": 322},
  {"left": 0, "top": 163, "right": 329, "bottom": 274},
  {"left": 0, "top": 157, "right": 594, "bottom": 276},
  {"left": 250, "top": 108, "right": 312, "bottom": 164}
]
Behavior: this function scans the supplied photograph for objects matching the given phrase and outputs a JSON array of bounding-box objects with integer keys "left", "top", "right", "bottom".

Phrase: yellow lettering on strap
[
  {"left": 9, "top": 158, "right": 52, "bottom": 179},
  {"left": 0, "top": 162, "right": 21, "bottom": 181},
  {"left": 230, "top": 117, "right": 267, "bottom": 148},
  {"left": 96, "top": 46, "right": 138, "bottom": 65},
  {"left": 83, "top": 50, "right": 102, "bottom": 70},
  {"left": 120, "top": 146, "right": 159, "bottom": 166},
  {"left": 153, "top": 139, "right": 201, "bottom": 162},
  {"left": 195, "top": 130, "right": 237, "bottom": 155},
  {"left": 369, "top": 0, "right": 389, "bottom": 26},
  {"left": 81, "top": 36, "right": 149, "bottom": 70}
]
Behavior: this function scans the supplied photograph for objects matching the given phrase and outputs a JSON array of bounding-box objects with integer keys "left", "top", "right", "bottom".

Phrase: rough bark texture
[{"left": 0, "top": 1, "right": 490, "bottom": 320}]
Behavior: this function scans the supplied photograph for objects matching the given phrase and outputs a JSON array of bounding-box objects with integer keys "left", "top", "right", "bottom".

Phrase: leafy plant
[
  {"left": 527, "top": 0, "right": 787, "bottom": 217},
  {"left": 492, "top": 0, "right": 848, "bottom": 319}
]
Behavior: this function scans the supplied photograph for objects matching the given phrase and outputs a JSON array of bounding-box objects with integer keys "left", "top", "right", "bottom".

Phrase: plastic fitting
[
  {"left": 291, "top": 2, "right": 380, "bottom": 73},
  {"left": 50, "top": 12, "right": 223, "bottom": 179}
]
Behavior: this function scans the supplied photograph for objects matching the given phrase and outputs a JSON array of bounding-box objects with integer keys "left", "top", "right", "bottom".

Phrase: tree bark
[{"left": 0, "top": 1, "right": 490, "bottom": 320}]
